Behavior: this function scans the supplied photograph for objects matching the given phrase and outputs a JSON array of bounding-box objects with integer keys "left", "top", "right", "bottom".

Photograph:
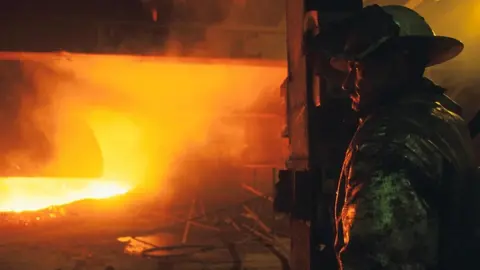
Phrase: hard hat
[{"left": 328, "top": 5, "right": 464, "bottom": 72}]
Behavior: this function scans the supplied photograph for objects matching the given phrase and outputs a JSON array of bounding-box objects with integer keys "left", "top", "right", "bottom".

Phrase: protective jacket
[{"left": 334, "top": 78, "right": 478, "bottom": 270}]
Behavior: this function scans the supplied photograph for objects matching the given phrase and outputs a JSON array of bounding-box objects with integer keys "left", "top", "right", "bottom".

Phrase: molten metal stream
[{"left": 0, "top": 53, "right": 286, "bottom": 213}]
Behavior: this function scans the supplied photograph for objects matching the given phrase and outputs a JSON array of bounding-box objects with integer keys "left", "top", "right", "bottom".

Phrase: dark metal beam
[{"left": 283, "top": 0, "right": 362, "bottom": 269}]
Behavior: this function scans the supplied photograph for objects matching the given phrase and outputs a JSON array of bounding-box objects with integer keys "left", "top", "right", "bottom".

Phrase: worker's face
[{"left": 341, "top": 51, "right": 402, "bottom": 112}]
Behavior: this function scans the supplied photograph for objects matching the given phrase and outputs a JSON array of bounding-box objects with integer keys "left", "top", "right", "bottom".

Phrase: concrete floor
[{"left": 0, "top": 194, "right": 290, "bottom": 270}]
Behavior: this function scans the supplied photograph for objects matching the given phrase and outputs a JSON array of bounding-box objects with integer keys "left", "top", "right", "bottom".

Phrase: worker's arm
[{"left": 340, "top": 146, "right": 432, "bottom": 270}]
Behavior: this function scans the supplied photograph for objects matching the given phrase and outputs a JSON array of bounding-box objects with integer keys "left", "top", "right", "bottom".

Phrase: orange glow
[
  {"left": 0, "top": 177, "right": 129, "bottom": 212},
  {"left": 0, "top": 52, "right": 287, "bottom": 212},
  {"left": 151, "top": 8, "right": 158, "bottom": 22}
]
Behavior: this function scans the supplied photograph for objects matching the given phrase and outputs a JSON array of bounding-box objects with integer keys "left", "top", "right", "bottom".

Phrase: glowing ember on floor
[{"left": 0, "top": 177, "right": 130, "bottom": 212}]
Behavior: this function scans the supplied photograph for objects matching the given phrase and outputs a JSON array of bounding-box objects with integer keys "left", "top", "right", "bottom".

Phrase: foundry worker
[{"left": 314, "top": 5, "right": 479, "bottom": 270}]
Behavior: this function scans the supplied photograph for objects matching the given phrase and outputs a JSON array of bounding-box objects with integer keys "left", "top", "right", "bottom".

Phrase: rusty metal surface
[
  {"left": 289, "top": 220, "right": 310, "bottom": 270},
  {"left": 96, "top": 22, "right": 286, "bottom": 59},
  {"left": 0, "top": 20, "right": 286, "bottom": 60},
  {"left": 285, "top": 0, "right": 309, "bottom": 170},
  {"left": 0, "top": 0, "right": 287, "bottom": 60}
]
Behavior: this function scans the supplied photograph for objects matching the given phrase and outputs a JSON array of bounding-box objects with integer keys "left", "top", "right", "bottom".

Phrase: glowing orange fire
[
  {"left": 0, "top": 52, "right": 287, "bottom": 213},
  {"left": 0, "top": 178, "right": 129, "bottom": 212}
]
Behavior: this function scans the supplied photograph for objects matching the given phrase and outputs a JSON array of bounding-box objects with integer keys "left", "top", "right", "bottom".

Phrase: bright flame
[
  {"left": 0, "top": 53, "right": 287, "bottom": 213},
  {"left": 0, "top": 177, "right": 129, "bottom": 212}
]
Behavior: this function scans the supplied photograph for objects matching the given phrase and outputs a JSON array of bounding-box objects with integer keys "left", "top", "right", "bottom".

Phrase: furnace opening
[{"left": 0, "top": 53, "right": 287, "bottom": 214}]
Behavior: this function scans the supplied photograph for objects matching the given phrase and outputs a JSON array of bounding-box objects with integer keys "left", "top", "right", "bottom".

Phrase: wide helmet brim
[{"left": 330, "top": 35, "right": 464, "bottom": 72}]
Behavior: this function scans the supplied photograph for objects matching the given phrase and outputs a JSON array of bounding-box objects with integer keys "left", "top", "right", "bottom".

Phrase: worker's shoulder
[
  {"left": 353, "top": 96, "right": 472, "bottom": 167},
  {"left": 363, "top": 94, "right": 466, "bottom": 142},
  {"left": 348, "top": 110, "right": 442, "bottom": 179}
]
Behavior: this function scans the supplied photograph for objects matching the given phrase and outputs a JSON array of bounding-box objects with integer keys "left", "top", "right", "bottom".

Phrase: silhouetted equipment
[{"left": 275, "top": 0, "right": 361, "bottom": 269}]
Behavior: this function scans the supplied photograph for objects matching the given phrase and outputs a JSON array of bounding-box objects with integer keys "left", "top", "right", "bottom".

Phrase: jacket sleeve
[{"left": 340, "top": 144, "right": 432, "bottom": 270}]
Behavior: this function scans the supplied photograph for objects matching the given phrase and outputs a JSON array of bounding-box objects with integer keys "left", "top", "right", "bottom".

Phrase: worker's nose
[{"left": 342, "top": 70, "right": 355, "bottom": 93}]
